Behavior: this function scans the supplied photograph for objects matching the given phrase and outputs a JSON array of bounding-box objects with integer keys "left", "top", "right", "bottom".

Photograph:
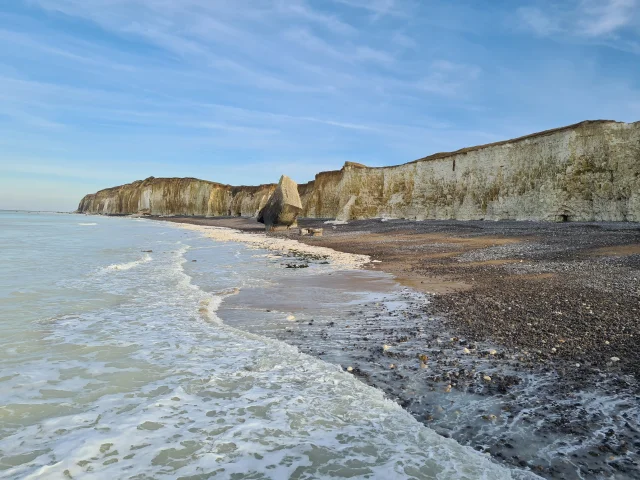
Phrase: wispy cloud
[
  {"left": 331, "top": 0, "right": 406, "bottom": 19},
  {"left": 392, "top": 32, "right": 417, "bottom": 49},
  {"left": 1, "top": 109, "right": 66, "bottom": 130},
  {"left": 277, "top": 1, "right": 356, "bottom": 35},
  {"left": 283, "top": 28, "right": 394, "bottom": 66},
  {"left": 518, "top": 0, "right": 639, "bottom": 40},
  {"left": 1, "top": 0, "right": 638, "bottom": 211},
  {"left": 185, "top": 122, "right": 281, "bottom": 135},
  {"left": 517, "top": 7, "right": 562, "bottom": 36},
  {"left": 354, "top": 46, "right": 394, "bottom": 64},
  {"left": 416, "top": 61, "right": 481, "bottom": 96},
  {"left": 578, "top": 0, "right": 637, "bottom": 36}
]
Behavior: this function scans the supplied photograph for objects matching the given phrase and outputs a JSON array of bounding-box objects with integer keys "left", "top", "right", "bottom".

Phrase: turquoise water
[{"left": 0, "top": 212, "right": 533, "bottom": 479}]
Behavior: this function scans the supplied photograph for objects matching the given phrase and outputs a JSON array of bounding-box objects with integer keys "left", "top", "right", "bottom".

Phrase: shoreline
[
  {"left": 157, "top": 217, "right": 640, "bottom": 478},
  {"left": 157, "top": 215, "right": 640, "bottom": 377},
  {"left": 173, "top": 222, "right": 370, "bottom": 269},
  {"left": 157, "top": 215, "right": 640, "bottom": 477}
]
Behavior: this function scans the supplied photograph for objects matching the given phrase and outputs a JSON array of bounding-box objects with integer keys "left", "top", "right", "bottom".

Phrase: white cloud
[
  {"left": 417, "top": 61, "right": 481, "bottom": 96},
  {"left": 353, "top": 46, "right": 394, "bottom": 64},
  {"left": 30, "top": 0, "right": 339, "bottom": 93},
  {"left": 186, "top": 122, "right": 281, "bottom": 135},
  {"left": 517, "top": 7, "right": 561, "bottom": 36},
  {"left": 578, "top": 0, "right": 636, "bottom": 36},
  {"left": 297, "top": 117, "right": 376, "bottom": 131},
  {"left": 283, "top": 28, "right": 394, "bottom": 66},
  {"left": 283, "top": 28, "right": 346, "bottom": 60},
  {"left": 331, "top": 0, "right": 404, "bottom": 18},
  {"left": 278, "top": 1, "right": 356, "bottom": 35},
  {"left": 2, "top": 0, "right": 638, "bottom": 213},
  {"left": 392, "top": 32, "right": 417, "bottom": 49},
  {"left": 518, "top": 0, "right": 638, "bottom": 39},
  {"left": 3, "top": 110, "right": 67, "bottom": 130}
]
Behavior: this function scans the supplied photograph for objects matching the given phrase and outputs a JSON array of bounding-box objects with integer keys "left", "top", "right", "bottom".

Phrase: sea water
[{"left": 0, "top": 212, "right": 535, "bottom": 479}]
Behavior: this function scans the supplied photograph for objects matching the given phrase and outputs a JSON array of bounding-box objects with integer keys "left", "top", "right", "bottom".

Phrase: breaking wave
[{"left": 101, "top": 253, "right": 152, "bottom": 272}]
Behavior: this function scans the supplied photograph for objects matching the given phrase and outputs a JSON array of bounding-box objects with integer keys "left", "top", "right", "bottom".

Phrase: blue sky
[{"left": 1, "top": 0, "right": 639, "bottom": 211}]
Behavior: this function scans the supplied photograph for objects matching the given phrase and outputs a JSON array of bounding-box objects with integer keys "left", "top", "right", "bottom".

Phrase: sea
[{"left": 0, "top": 211, "right": 537, "bottom": 479}]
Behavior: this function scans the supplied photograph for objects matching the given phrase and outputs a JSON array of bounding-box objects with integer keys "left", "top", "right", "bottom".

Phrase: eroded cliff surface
[
  {"left": 78, "top": 120, "right": 640, "bottom": 222},
  {"left": 299, "top": 120, "right": 640, "bottom": 222},
  {"left": 78, "top": 177, "right": 276, "bottom": 217}
]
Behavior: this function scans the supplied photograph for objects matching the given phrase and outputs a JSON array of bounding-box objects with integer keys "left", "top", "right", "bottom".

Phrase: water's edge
[
  {"left": 1, "top": 213, "right": 538, "bottom": 479},
  {"left": 173, "top": 220, "right": 640, "bottom": 479}
]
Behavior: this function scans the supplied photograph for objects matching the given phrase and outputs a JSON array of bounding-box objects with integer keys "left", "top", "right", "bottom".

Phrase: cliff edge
[
  {"left": 77, "top": 177, "right": 276, "bottom": 217},
  {"left": 78, "top": 120, "right": 640, "bottom": 222}
]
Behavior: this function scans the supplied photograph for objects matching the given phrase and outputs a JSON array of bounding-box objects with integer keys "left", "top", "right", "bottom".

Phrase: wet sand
[
  {"left": 157, "top": 216, "right": 640, "bottom": 478},
  {"left": 160, "top": 216, "right": 640, "bottom": 376}
]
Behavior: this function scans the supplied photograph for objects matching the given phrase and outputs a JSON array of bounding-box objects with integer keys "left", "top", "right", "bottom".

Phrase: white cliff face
[
  {"left": 78, "top": 178, "right": 276, "bottom": 217},
  {"left": 299, "top": 120, "right": 640, "bottom": 222},
  {"left": 79, "top": 121, "right": 640, "bottom": 222}
]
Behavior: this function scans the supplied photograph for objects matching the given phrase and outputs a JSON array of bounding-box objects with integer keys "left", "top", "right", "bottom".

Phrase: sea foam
[
  {"left": 0, "top": 213, "right": 539, "bottom": 480},
  {"left": 101, "top": 253, "right": 152, "bottom": 272}
]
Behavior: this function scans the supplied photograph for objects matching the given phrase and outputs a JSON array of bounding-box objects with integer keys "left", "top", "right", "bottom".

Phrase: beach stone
[{"left": 257, "top": 175, "right": 303, "bottom": 231}]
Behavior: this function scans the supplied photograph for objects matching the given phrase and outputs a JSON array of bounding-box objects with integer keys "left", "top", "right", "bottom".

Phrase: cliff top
[
  {"left": 298, "top": 120, "right": 629, "bottom": 184},
  {"left": 407, "top": 119, "right": 624, "bottom": 166},
  {"left": 88, "top": 176, "right": 277, "bottom": 197},
  {"left": 85, "top": 119, "right": 636, "bottom": 195}
]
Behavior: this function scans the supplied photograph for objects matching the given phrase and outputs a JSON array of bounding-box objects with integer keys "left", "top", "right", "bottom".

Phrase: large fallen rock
[{"left": 257, "top": 175, "right": 303, "bottom": 231}]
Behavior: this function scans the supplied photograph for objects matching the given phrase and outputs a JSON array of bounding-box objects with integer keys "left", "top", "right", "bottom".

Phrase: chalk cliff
[
  {"left": 77, "top": 177, "right": 276, "bottom": 217},
  {"left": 78, "top": 120, "right": 640, "bottom": 222}
]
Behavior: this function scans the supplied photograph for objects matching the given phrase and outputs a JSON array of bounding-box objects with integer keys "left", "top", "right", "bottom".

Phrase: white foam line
[
  {"left": 174, "top": 224, "right": 370, "bottom": 269},
  {"left": 102, "top": 253, "right": 152, "bottom": 272}
]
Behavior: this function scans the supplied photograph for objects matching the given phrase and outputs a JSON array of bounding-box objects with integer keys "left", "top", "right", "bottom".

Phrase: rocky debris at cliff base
[
  {"left": 282, "top": 217, "right": 640, "bottom": 376},
  {"left": 257, "top": 175, "right": 303, "bottom": 231},
  {"left": 162, "top": 215, "right": 640, "bottom": 478},
  {"left": 219, "top": 282, "right": 640, "bottom": 479}
]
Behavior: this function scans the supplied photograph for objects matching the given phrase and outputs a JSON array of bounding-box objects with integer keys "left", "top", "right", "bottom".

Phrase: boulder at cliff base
[{"left": 257, "top": 175, "right": 303, "bottom": 231}]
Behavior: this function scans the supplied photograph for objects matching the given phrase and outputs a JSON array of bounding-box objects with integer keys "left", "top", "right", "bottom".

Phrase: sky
[{"left": 0, "top": 0, "right": 639, "bottom": 211}]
